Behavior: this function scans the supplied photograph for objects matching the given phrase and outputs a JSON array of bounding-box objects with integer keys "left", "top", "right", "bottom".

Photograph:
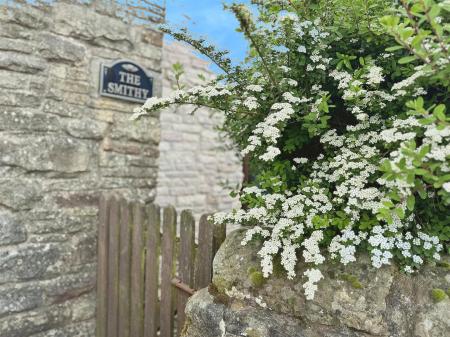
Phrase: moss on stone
[
  {"left": 213, "top": 276, "right": 230, "bottom": 293},
  {"left": 247, "top": 266, "right": 258, "bottom": 275},
  {"left": 249, "top": 271, "right": 266, "bottom": 288},
  {"left": 340, "top": 273, "right": 363, "bottom": 289},
  {"left": 287, "top": 297, "right": 296, "bottom": 308},
  {"left": 436, "top": 261, "right": 450, "bottom": 269},
  {"left": 208, "top": 283, "right": 231, "bottom": 305},
  {"left": 431, "top": 288, "right": 448, "bottom": 303}
]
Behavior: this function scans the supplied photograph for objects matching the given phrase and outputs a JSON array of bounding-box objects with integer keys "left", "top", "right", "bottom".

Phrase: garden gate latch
[{"left": 171, "top": 277, "right": 196, "bottom": 296}]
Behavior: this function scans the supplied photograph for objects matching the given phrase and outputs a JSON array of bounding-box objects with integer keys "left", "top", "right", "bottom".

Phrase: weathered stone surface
[
  {"left": 65, "top": 118, "right": 109, "bottom": 140},
  {"left": 183, "top": 288, "right": 309, "bottom": 337},
  {"left": 0, "top": 37, "right": 34, "bottom": 53},
  {"left": 0, "top": 109, "right": 59, "bottom": 131},
  {"left": 42, "top": 100, "right": 86, "bottom": 117},
  {"left": 0, "top": 135, "right": 92, "bottom": 173},
  {"left": 110, "top": 118, "right": 161, "bottom": 144},
  {"left": 0, "top": 179, "right": 42, "bottom": 211},
  {"left": 0, "top": 211, "right": 26, "bottom": 245},
  {"left": 1, "top": 90, "right": 43, "bottom": 107},
  {"left": 0, "top": 283, "right": 45, "bottom": 316},
  {"left": 31, "top": 320, "right": 95, "bottom": 337},
  {"left": 0, "top": 304, "right": 71, "bottom": 337},
  {"left": 37, "top": 33, "right": 86, "bottom": 63},
  {"left": 183, "top": 230, "right": 450, "bottom": 337},
  {"left": 53, "top": 3, "right": 133, "bottom": 51},
  {"left": 0, "top": 52, "right": 46, "bottom": 73},
  {"left": 3, "top": 5, "right": 50, "bottom": 30},
  {"left": 0, "top": 243, "right": 61, "bottom": 284}
]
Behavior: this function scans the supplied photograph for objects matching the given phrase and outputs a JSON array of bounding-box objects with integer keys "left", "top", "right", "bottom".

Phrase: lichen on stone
[
  {"left": 430, "top": 288, "right": 448, "bottom": 303},
  {"left": 245, "top": 328, "right": 261, "bottom": 337},
  {"left": 339, "top": 273, "right": 363, "bottom": 289}
]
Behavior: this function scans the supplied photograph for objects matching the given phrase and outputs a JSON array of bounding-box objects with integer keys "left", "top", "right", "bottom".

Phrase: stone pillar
[{"left": 0, "top": 2, "right": 162, "bottom": 336}]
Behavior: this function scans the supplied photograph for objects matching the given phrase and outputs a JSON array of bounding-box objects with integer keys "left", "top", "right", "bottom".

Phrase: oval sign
[{"left": 100, "top": 60, "right": 153, "bottom": 103}]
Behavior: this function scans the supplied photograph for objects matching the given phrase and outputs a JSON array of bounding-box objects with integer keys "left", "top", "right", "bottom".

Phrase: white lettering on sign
[
  {"left": 119, "top": 71, "right": 141, "bottom": 86},
  {"left": 107, "top": 83, "right": 149, "bottom": 99},
  {"left": 100, "top": 60, "right": 153, "bottom": 103}
]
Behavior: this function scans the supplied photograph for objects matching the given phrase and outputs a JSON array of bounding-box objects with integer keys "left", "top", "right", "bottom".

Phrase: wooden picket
[{"left": 96, "top": 195, "right": 226, "bottom": 337}]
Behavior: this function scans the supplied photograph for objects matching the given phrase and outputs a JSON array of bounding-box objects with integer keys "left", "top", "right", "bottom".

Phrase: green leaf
[
  {"left": 407, "top": 195, "right": 415, "bottom": 211},
  {"left": 386, "top": 45, "right": 403, "bottom": 52},
  {"left": 395, "top": 207, "right": 405, "bottom": 219},
  {"left": 433, "top": 104, "right": 446, "bottom": 121},
  {"left": 398, "top": 56, "right": 417, "bottom": 64}
]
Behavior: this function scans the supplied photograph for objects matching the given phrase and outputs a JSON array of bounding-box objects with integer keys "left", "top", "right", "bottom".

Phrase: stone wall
[
  {"left": 183, "top": 230, "right": 450, "bottom": 337},
  {"left": 157, "top": 42, "right": 243, "bottom": 217},
  {"left": 0, "top": 2, "right": 162, "bottom": 336}
]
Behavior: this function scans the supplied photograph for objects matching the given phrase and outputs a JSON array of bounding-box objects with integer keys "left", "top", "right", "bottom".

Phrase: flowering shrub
[{"left": 134, "top": 0, "right": 450, "bottom": 299}]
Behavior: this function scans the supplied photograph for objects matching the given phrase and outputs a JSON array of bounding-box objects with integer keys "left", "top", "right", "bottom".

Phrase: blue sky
[{"left": 165, "top": 0, "right": 250, "bottom": 71}]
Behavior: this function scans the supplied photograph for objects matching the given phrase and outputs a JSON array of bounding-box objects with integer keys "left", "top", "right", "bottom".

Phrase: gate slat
[
  {"left": 144, "top": 204, "right": 161, "bottom": 337},
  {"left": 130, "top": 204, "right": 145, "bottom": 337},
  {"left": 118, "top": 199, "right": 131, "bottom": 337},
  {"left": 107, "top": 197, "right": 120, "bottom": 337},
  {"left": 195, "top": 214, "right": 214, "bottom": 289},
  {"left": 176, "top": 210, "right": 195, "bottom": 336},
  {"left": 96, "top": 195, "right": 110, "bottom": 337},
  {"left": 160, "top": 206, "right": 177, "bottom": 337}
]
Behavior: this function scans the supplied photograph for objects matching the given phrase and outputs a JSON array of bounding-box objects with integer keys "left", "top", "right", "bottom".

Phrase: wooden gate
[{"left": 96, "top": 195, "right": 226, "bottom": 337}]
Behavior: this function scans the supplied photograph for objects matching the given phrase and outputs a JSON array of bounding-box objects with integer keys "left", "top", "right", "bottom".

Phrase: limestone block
[
  {"left": 0, "top": 70, "right": 28, "bottom": 89},
  {"left": 0, "top": 243, "right": 61, "bottom": 284},
  {"left": 110, "top": 118, "right": 161, "bottom": 144},
  {"left": 0, "top": 23, "right": 33, "bottom": 40},
  {"left": 0, "top": 303, "right": 72, "bottom": 337},
  {"left": 1, "top": 89, "right": 42, "bottom": 107},
  {"left": 2, "top": 4, "right": 50, "bottom": 30},
  {"left": 0, "top": 211, "right": 26, "bottom": 245},
  {"left": 0, "top": 109, "right": 60, "bottom": 132},
  {"left": 42, "top": 99, "right": 87, "bottom": 118},
  {"left": 0, "top": 283, "right": 45, "bottom": 317},
  {"left": 52, "top": 3, "right": 133, "bottom": 52},
  {"left": 0, "top": 178, "right": 42, "bottom": 211},
  {"left": 0, "top": 135, "right": 92, "bottom": 173},
  {"left": 37, "top": 33, "right": 86, "bottom": 63},
  {"left": 0, "top": 52, "right": 46, "bottom": 74},
  {"left": 42, "top": 271, "right": 95, "bottom": 304},
  {"left": 65, "top": 118, "right": 109, "bottom": 140},
  {"left": 0, "top": 37, "right": 34, "bottom": 54},
  {"left": 26, "top": 213, "right": 96, "bottom": 235},
  {"left": 140, "top": 29, "right": 164, "bottom": 48}
]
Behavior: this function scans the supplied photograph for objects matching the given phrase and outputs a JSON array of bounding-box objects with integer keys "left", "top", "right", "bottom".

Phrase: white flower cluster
[{"left": 136, "top": 10, "right": 449, "bottom": 301}]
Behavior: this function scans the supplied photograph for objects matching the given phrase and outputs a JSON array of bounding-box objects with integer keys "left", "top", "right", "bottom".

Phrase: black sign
[{"left": 100, "top": 60, "right": 153, "bottom": 103}]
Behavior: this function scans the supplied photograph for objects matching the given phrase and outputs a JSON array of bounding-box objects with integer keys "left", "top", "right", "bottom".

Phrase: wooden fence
[{"left": 96, "top": 195, "right": 226, "bottom": 337}]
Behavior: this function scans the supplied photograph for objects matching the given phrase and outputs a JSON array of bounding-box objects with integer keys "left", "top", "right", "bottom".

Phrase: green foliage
[
  {"left": 135, "top": 0, "right": 449, "bottom": 287},
  {"left": 430, "top": 288, "right": 448, "bottom": 302}
]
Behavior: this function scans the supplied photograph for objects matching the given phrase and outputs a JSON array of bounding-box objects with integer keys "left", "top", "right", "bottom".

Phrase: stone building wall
[
  {"left": 157, "top": 42, "right": 243, "bottom": 217},
  {"left": 0, "top": 2, "right": 162, "bottom": 336}
]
